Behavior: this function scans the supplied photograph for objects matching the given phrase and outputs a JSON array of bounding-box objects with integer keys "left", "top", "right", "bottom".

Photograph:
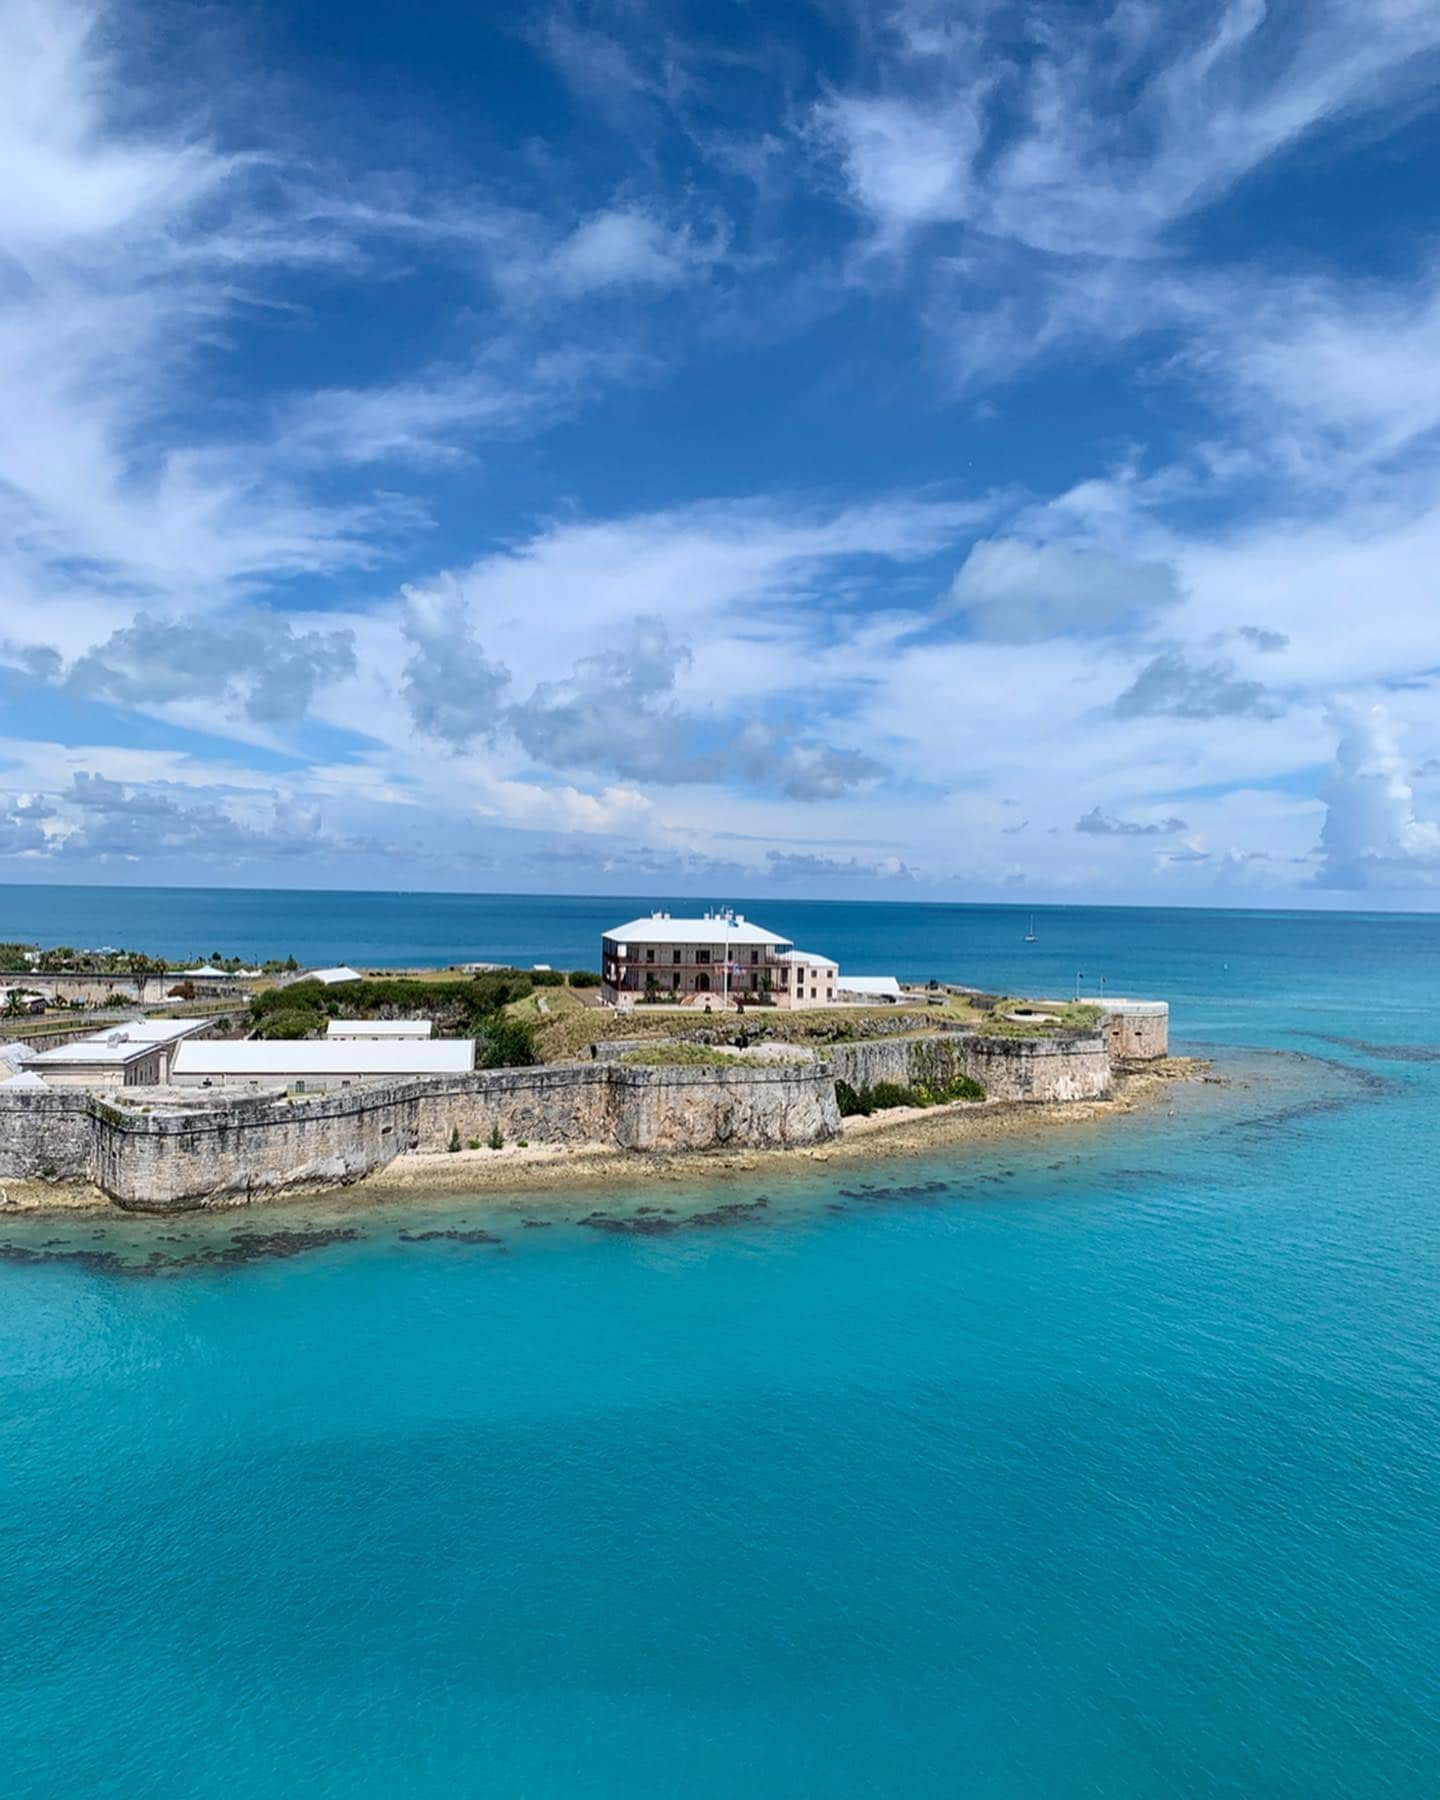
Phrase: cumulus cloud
[
  {"left": 0, "top": 639, "right": 64, "bottom": 681},
  {"left": 58, "top": 772, "right": 343, "bottom": 862},
  {"left": 510, "top": 614, "right": 687, "bottom": 779},
  {"left": 1076, "top": 807, "right": 1188, "bottom": 837},
  {"left": 400, "top": 580, "right": 511, "bottom": 749},
  {"left": 1237, "top": 625, "right": 1289, "bottom": 652},
  {"left": 946, "top": 539, "right": 1180, "bottom": 641},
  {"left": 0, "top": 795, "right": 50, "bottom": 855},
  {"left": 549, "top": 207, "right": 712, "bottom": 295},
  {"left": 1315, "top": 703, "right": 1440, "bottom": 889},
  {"left": 68, "top": 613, "right": 356, "bottom": 724},
  {"left": 727, "top": 722, "right": 886, "bottom": 801},
  {"left": 509, "top": 615, "right": 885, "bottom": 798},
  {"left": 1114, "top": 652, "right": 1280, "bottom": 720}
]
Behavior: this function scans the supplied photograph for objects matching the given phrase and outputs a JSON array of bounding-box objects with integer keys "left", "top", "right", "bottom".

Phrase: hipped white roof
[{"left": 604, "top": 915, "right": 791, "bottom": 947}]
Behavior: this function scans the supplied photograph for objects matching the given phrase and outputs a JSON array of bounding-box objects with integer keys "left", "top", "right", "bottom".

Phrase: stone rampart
[
  {"left": 827, "top": 1034, "right": 972, "bottom": 1093},
  {"left": 0, "top": 1058, "right": 844, "bottom": 1211},
  {"left": 0, "top": 1026, "right": 1118, "bottom": 1212},
  {"left": 610, "top": 1064, "right": 839, "bottom": 1150},
  {"left": 1099, "top": 1001, "right": 1169, "bottom": 1061},
  {"left": 0, "top": 1088, "right": 98, "bottom": 1181},
  {"left": 960, "top": 1033, "right": 1111, "bottom": 1101},
  {"left": 828, "top": 1031, "right": 1110, "bottom": 1102}
]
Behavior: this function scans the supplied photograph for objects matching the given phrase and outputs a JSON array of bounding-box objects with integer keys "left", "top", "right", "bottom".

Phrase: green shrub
[
  {"left": 467, "top": 1138, "right": 481, "bottom": 1151},
  {"left": 250, "top": 970, "right": 537, "bottom": 1037},
  {"left": 567, "top": 969, "right": 602, "bottom": 988},
  {"left": 487, "top": 1122, "right": 504, "bottom": 1151},
  {"left": 255, "top": 1008, "right": 324, "bottom": 1040},
  {"left": 835, "top": 1079, "right": 872, "bottom": 1116},
  {"left": 835, "top": 1072, "right": 985, "bottom": 1115},
  {"left": 447, "top": 1126, "right": 462, "bottom": 1153},
  {"left": 473, "top": 1014, "right": 538, "bottom": 1069},
  {"left": 530, "top": 969, "right": 566, "bottom": 987},
  {"left": 470, "top": 971, "right": 534, "bottom": 1010}
]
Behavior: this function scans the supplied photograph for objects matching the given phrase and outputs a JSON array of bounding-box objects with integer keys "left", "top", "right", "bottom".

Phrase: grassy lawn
[
  {"left": 529, "top": 995, "right": 988, "bottom": 1063},
  {"left": 618, "top": 1043, "right": 746, "bottom": 1068}
]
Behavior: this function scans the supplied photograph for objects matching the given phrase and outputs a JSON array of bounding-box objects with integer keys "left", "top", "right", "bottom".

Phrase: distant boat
[{"left": 1023, "top": 915, "right": 1038, "bottom": 943}]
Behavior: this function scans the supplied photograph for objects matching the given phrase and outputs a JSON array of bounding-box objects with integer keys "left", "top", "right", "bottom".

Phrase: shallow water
[{"left": 4, "top": 901, "right": 1440, "bottom": 1796}]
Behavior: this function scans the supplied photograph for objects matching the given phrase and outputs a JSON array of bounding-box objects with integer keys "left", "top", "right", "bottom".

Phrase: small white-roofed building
[
  {"left": 326, "top": 1019, "right": 433, "bottom": 1039},
  {"left": 29, "top": 1037, "right": 167, "bottom": 1087},
  {"left": 170, "top": 1038, "right": 474, "bottom": 1088},
  {"left": 104, "top": 1016, "right": 220, "bottom": 1079},
  {"left": 307, "top": 966, "right": 363, "bottom": 986},
  {"left": 773, "top": 950, "right": 839, "bottom": 1007}
]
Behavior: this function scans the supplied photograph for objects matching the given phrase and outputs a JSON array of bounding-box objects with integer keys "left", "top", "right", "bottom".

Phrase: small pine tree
[
  {"left": 447, "top": 1126, "right": 462, "bottom": 1153},
  {"left": 488, "top": 1122, "right": 504, "bottom": 1151}
]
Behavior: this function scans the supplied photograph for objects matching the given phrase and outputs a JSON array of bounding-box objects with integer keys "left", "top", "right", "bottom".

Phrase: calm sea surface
[{"left": 3, "top": 888, "right": 1440, "bottom": 1796}]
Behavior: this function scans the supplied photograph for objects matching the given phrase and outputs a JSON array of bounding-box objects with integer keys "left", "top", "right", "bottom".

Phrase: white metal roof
[
  {"left": 112, "top": 1018, "right": 218, "bottom": 1045},
  {"left": 326, "top": 1019, "right": 433, "bottom": 1038},
  {"left": 307, "top": 966, "right": 364, "bottom": 985},
  {"left": 0, "top": 1042, "right": 35, "bottom": 1066},
  {"left": 604, "top": 914, "right": 792, "bottom": 948},
  {"left": 172, "top": 1040, "right": 474, "bottom": 1076},
  {"left": 181, "top": 964, "right": 229, "bottom": 977},
  {"left": 0, "top": 1070, "right": 48, "bottom": 1088},
  {"left": 31, "top": 1039, "right": 161, "bottom": 1065},
  {"left": 775, "top": 948, "right": 839, "bottom": 968},
  {"left": 836, "top": 975, "right": 902, "bottom": 996}
]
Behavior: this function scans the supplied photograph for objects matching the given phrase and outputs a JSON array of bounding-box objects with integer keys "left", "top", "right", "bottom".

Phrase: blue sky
[{"left": 4, "top": 0, "right": 1440, "bottom": 904}]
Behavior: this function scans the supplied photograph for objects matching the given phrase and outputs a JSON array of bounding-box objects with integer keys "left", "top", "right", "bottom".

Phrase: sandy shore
[{"left": 0, "top": 1058, "right": 1210, "bottom": 1216}]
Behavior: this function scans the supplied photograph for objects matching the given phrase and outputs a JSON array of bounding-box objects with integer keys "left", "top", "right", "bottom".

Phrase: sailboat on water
[{"left": 1023, "top": 915, "right": 1038, "bottom": 943}]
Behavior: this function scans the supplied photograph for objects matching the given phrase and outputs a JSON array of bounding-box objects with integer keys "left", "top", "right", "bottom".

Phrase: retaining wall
[
  {"left": 2, "top": 1058, "right": 843, "bottom": 1211},
  {"left": 829, "top": 1031, "right": 1111, "bottom": 1102}
]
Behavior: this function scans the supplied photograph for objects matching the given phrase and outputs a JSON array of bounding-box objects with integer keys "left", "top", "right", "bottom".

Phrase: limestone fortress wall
[{"left": 0, "top": 1023, "right": 1156, "bottom": 1213}]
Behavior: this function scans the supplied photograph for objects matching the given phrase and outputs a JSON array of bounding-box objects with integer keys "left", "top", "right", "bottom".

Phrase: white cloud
[
  {"left": 400, "top": 579, "right": 511, "bottom": 749},
  {"left": 946, "top": 538, "right": 1181, "bottom": 640},
  {"left": 67, "top": 612, "right": 356, "bottom": 724},
  {"left": 549, "top": 207, "right": 712, "bottom": 293},
  {"left": 1113, "top": 652, "right": 1280, "bottom": 721},
  {"left": 1316, "top": 703, "right": 1440, "bottom": 888}
]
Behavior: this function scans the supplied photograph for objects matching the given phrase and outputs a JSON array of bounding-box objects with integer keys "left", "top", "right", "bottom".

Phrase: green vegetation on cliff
[{"left": 835, "top": 1073, "right": 986, "bottom": 1116}]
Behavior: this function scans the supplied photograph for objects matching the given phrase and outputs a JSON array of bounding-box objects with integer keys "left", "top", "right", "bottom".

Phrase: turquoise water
[{"left": 4, "top": 894, "right": 1440, "bottom": 1795}]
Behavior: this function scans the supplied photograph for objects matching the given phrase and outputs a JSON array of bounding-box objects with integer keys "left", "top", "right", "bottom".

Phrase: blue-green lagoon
[{"left": 3, "top": 895, "right": 1440, "bottom": 1795}]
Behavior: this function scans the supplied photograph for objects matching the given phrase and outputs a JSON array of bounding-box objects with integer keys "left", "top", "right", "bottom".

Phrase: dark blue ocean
[{"left": 4, "top": 888, "right": 1440, "bottom": 1796}]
